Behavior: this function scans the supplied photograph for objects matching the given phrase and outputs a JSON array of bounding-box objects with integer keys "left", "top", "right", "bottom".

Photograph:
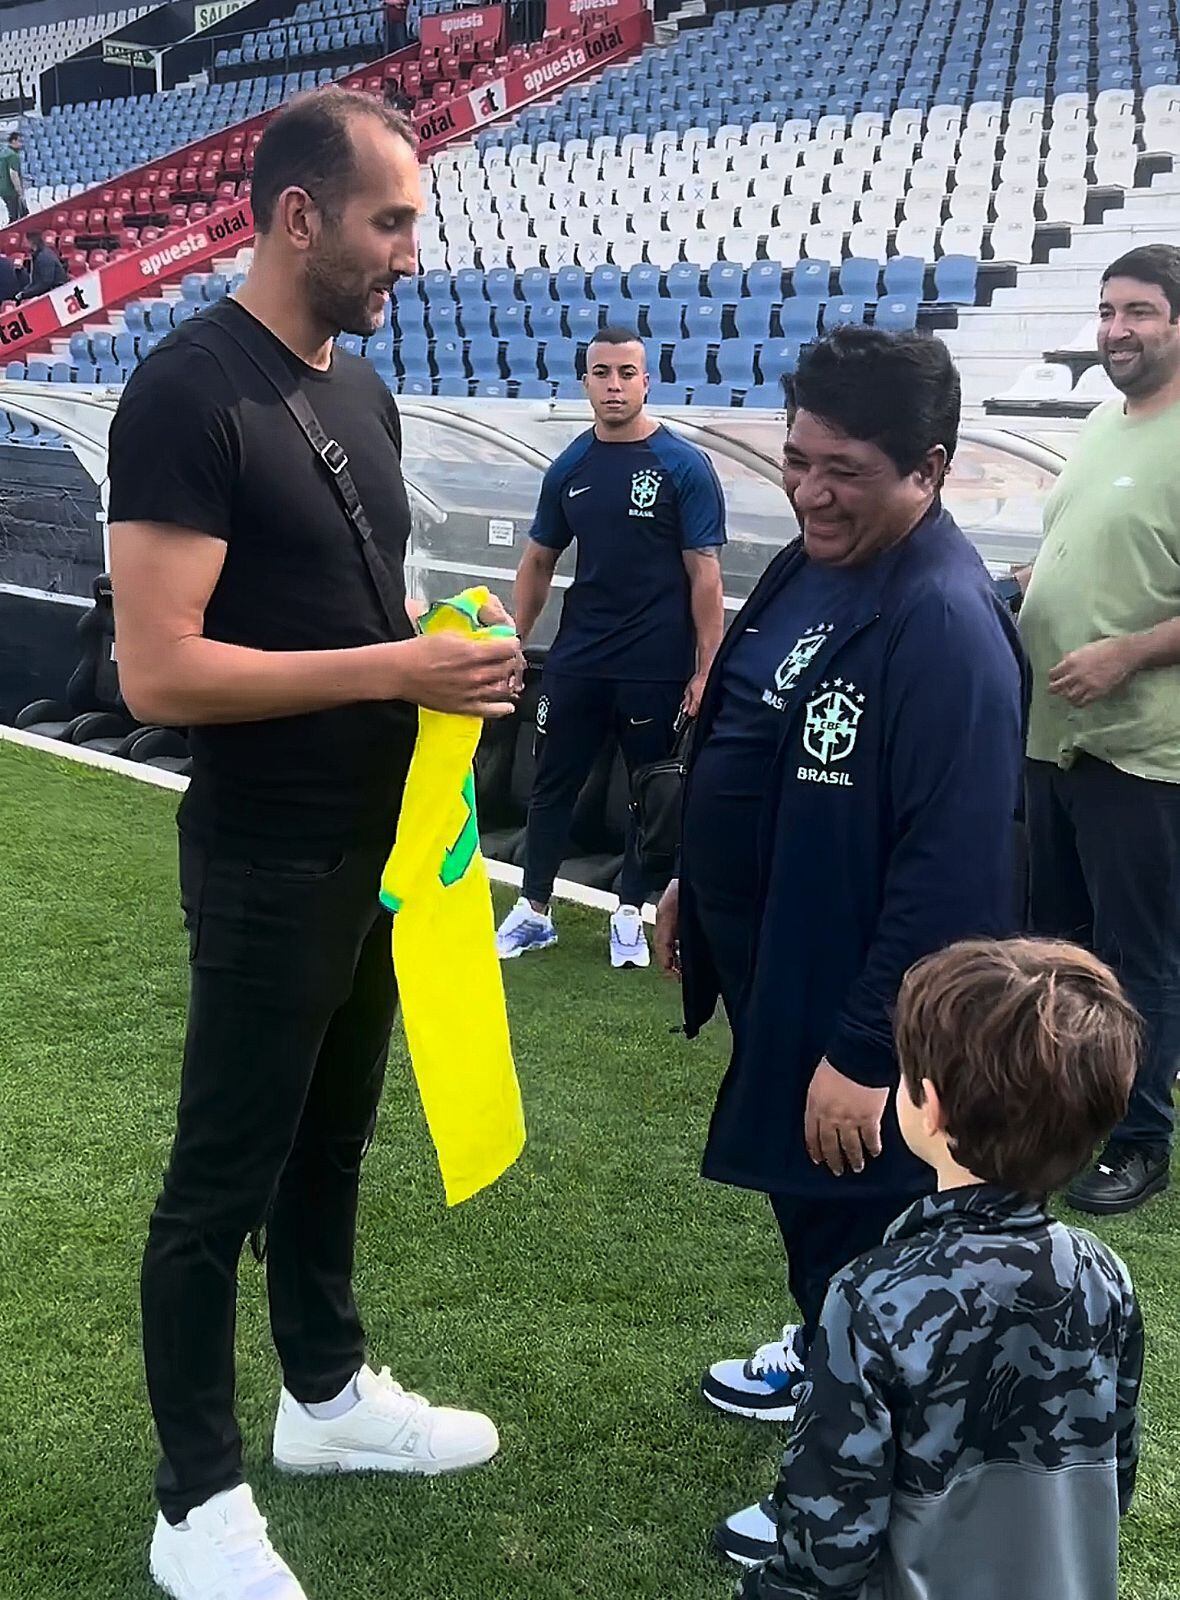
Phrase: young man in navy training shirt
[
  {"left": 739, "top": 937, "right": 1144, "bottom": 1600},
  {"left": 495, "top": 325, "right": 727, "bottom": 969}
]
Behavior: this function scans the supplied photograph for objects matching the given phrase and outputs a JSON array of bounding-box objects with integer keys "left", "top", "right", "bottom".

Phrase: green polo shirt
[
  {"left": 0, "top": 145, "right": 20, "bottom": 201},
  {"left": 1020, "top": 396, "right": 1180, "bottom": 782}
]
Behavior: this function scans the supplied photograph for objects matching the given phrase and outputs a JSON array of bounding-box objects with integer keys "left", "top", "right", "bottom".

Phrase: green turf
[{"left": 1, "top": 737, "right": 1178, "bottom": 1600}]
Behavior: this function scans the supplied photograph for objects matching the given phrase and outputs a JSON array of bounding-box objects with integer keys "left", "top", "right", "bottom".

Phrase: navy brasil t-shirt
[{"left": 529, "top": 424, "right": 727, "bottom": 682}]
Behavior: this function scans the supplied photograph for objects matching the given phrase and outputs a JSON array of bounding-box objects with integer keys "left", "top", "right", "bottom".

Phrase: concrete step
[{"left": 946, "top": 308, "right": 1092, "bottom": 355}]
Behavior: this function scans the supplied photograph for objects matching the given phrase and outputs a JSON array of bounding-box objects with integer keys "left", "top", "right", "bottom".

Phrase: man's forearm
[
  {"left": 513, "top": 565, "right": 554, "bottom": 645},
  {"left": 690, "top": 567, "right": 725, "bottom": 674},
  {"left": 122, "top": 635, "right": 401, "bottom": 727},
  {"left": 1126, "top": 615, "right": 1180, "bottom": 673}
]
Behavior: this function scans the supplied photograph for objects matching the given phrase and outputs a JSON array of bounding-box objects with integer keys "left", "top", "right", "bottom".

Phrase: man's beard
[
  {"left": 1100, "top": 342, "right": 1178, "bottom": 399},
  {"left": 305, "top": 240, "right": 385, "bottom": 337}
]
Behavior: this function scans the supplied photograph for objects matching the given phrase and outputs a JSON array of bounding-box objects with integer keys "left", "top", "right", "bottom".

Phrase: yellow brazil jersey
[{"left": 380, "top": 588, "right": 525, "bottom": 1205}]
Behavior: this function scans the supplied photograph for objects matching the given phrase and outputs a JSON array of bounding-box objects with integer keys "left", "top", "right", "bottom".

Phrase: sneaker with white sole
[
  {"left": 495, "top": 897, "right": 557, "bottom": 960},
  {"left": 272, "top": 1363, "right": 500, "bottom": 1477},
  {"left": 713, "top": 1495, "right": 778, "bottom": 1567},
  {"left": 609, "top": 905, "right": 650, "bottom": 969},
  {"left": 149, "top": 1483, "right": 307, "bottom": 1600},
  {"left": 701, "top": 1324, "right": 806, "bottom": 1422}
]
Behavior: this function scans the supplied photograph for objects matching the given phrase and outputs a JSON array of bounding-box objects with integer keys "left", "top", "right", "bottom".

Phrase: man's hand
[
  {"left": 654, "top": 877, "right": 681, "bottom": 978},
  {"left": 478, "top": 593, "right": 515, "bottom": 630},
  {"left": 1048, "top": 636, "right": 1142, "bottom": 707},
  {"left": 1011, "top": 563, "right": 1034, "bottom": 596},
  {"left": 385, "top": 632, "right": 523, "bottom": 718},
  {"left": 804, "top": 1058, "right": 889, "bottom": 1176},
  {"left": 682, "top": 671, "right": 708, "bottom": 719}
]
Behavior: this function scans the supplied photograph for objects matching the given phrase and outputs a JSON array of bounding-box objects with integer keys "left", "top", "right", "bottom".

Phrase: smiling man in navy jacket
[{"left": 654, "top": 326, "right": 1028, "bottom": 1565}]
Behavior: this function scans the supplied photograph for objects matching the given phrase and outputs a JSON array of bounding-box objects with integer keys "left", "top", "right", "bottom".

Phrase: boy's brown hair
[{"left": 895, "top": 938, "right": 1141, "bottom": 1193}]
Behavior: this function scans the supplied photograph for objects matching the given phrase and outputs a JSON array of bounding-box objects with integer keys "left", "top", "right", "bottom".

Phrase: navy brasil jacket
[{"left": 680, "top": 502, "right": 1028, "bottom": 1198}]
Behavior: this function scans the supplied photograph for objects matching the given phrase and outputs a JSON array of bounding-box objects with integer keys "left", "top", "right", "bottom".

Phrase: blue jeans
[{"left": 1026, "top": 755, "right": 1180, "bottom": 1152}]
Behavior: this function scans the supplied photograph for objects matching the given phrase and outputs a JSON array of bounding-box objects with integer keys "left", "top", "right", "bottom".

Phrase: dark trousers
[
  {"left": 1026, "top": 756, "right": 1180, "bottom": 1152},
  {"left": 523, "top": 671, "right": 684, "bottom": 909},
  {"left": 696, "top": 895, "right": 912, "bottom": 1350},
  {"left": 769, "top": 1192, "right": 908, "bottom": 1349},
  {"left": 141, "top": 833, "right": 399, "bottom": 1523}
]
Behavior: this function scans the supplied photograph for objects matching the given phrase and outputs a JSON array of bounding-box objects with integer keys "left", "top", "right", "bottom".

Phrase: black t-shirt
[{"left": 107, "top": 299, "right": 417, "bottom": 849}]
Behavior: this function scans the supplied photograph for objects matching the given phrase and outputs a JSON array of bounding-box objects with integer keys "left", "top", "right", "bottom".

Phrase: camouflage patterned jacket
[{"left": 739, "top": 1185, "right": 1142, "bottom": 1600}]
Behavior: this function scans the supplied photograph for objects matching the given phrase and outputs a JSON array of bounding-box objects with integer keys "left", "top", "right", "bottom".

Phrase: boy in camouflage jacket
[{"left": 739, "top": 938, "right": 1144, "bottom": 1600}]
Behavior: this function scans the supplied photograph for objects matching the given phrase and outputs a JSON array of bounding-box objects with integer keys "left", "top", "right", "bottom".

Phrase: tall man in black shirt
[{"left": 108, "top": 89, "right": 523, "bottom": 1600}]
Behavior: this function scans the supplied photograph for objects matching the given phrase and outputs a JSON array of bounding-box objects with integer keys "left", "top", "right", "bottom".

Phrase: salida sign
[
  {"left": 0, "top": 199, "right": 254, "bottom": 362},
  {"left": 414, "top": 12, "right": 645, "bottom": 152}
]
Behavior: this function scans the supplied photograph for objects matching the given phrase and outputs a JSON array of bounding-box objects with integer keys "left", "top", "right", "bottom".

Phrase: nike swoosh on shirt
[
  {"left": 568, "top": 486, "right": 591, "bottom": 498},
  {"left": 629, "top": 717, "right": 654, "bottom": 726}
]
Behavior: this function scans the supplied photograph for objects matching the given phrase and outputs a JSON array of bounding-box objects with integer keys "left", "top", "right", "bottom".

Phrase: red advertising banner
[
  {"left": 413, "top": 7, "right": 651, "bottom": 152},
  {"left": 545, "top": 0, "right": 644, "bottom": 35},
  {"left": 0, "top": 198, "right": 254, "bottom": 363},
  {"left": 419, "top": 3, "right": 505, "bottom": 53}
]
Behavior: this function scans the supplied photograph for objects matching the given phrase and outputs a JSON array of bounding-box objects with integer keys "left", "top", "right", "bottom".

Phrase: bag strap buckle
[{"left": 319, "top": 439, "right": 348, "bottom": 475}]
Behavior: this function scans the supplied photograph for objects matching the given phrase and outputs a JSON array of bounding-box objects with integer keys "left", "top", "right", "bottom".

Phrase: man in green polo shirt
[
  {"left": 1018, "top": 242, "right": 1180, "bottom": 1215},
  {"left": 0, "top": 131, "right": 27, "bottom": 222}
]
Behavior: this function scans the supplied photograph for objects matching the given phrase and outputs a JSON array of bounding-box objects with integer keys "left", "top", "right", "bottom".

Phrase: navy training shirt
[
  {"left": 684, "top": 556, "right": 867, "bottom": 909},
  {"left": 529, "top": 425, "right": 727, "bottom": 682}
]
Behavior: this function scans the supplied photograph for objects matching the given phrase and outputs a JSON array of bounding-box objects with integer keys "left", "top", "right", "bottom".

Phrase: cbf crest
[
  {"left": 797, "top": 679, "right": 865, "bottom": 787},
  {"left": 762, "top": 623, "right": 834, "bottom": 711},
  {"left": 629, "top": 469, "right": 662, "bottom": 517}
]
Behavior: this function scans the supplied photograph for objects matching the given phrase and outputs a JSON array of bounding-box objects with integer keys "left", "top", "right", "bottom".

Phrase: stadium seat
[{"left": 934, "top": 255, "right": 979, "bottom": 305}]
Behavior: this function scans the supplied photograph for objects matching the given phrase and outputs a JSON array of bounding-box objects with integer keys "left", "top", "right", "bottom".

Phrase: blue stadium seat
[
  {"left": 716, "top": 339, "right": 758, "bottom": 387},
  {"left": 476, "top": 381, "right": 509, "bottom": 398},
  {"left": 883, "top": 256, "right": 925, "bottom": 298},
  {"left": 666, "top": 262, "right": 703, "bottom": 299},
  {"left": 91, "top": 332, "right": 116, "bottom": 367},
  {"left": 735, "top": 299, "right": 775, "bottom": 340},
  {"left": 684, "top": 300, "right": 723, "bottom": 339},
  {"left": 394, "top": 296, "right": 426, "bottom": 332},
  {"left": 707, "top": 261, "right": 745, "bottom": 300},
  {"left": 68, "top": 332, "right": 91, "bottom": 365},
  {"left": 626, "top": 264, "right": 661, "bottom": 302},
  {"left": 397, "top": 335, "right": 430, "bottom": 378},
  {"left": 366, "top": 334, "right": 395, "bottom": 371},
  {"left": 542, "top": 338, "right": 579, "bottom": 381},
  {"left": 759, "top": 340, "right": 802, "bottom": 388},
  {"left": 780, "top": 298, "right": 822, "bottom": 339},
  {"left": 454, "top": 268, "right": 487, "bottom": 309},
  {"left": 459, "top": 302, "right": 494, "bottom": 339},
  {"left": 423, "top": 268, "right": 453, "bottom": 303},
  {"left": 648, "top": 382, "right": 689, "bottom": 406},
  {"left": 337, "top": 333, "right": 363, "bottom": 355},
  {"left": 934, "top": 255, "right": 979, "bottom": 305},
  {"left": 529, "top": 303, "right": 563, "bottom": 340},
  {"left": 50, "top": 361, "right": 73, "bottom": 383},
  {"left": 26, "top": 359, "right": 51, "bottom": 383},
  {"left": 590, "top": 264, "right": 623, "bottom": 301},
  {"left": 520, "top": 268, "right": 553, "bottom": 307},
  {"left": 793, "top": 259, "right": 832, "bottom": 299},
  {"left": 643, "top": 300, "right": 685, "bottom": 341},
  {"left": 468, "top": 335, "right": 502, "bottom": 379},
  {"left": 401, "top": 376, "right": 432, "bottom": 395},
  {"left": 504, "top": 335, "right": 539, "bottom": 379},
  {"left": 113, "top": 332, "right": 138, "bottom": 366},
  {"left": 672, "top": 338, "right": 712, "bottom": 385},
  {"left": 822, "top": 297, "right": 866, "bottom": 330},
  {"left": 437, "top": 375, "right": 470, "bottom": 397},
  {"left": 874, "top": 295, "right": 919, "bottom": 332},
  {"left": 487, "top": 296, "right": 525, "bottom": 336},
  {"left": 839, "top": 258, "right": 882, "bottom": 300},
  {"left": 566, "top": 304, "right": 602, "bottom": 341},
  {"left": 555, "top": 266, "right": 587, "bottom": 303},
  {"left": 485, "top": 268, "right": 518, "bottom": 308},
  {"left": 514, "top": 378, "right": 553, "bottom": 399},
  {"left": 427, "top": 303, "right": 458, "bottom": 337}
]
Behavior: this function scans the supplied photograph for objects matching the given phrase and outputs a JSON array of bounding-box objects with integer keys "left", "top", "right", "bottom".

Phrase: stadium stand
[
  {"left": 1, "top": 0, "right": 1177, "bottom": 423},
  {"left": 0, "top": 6, "right": 152, "bottom": 102}
]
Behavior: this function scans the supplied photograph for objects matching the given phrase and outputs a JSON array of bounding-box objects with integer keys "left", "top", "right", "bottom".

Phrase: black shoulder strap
[{"left": 197, "top": 303, "right": 407, "bottom": 637}]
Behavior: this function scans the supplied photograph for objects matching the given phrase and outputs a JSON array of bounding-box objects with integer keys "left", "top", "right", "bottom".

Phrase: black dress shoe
[{"left": 1065, "top": 1144, "right": 1170, "bottom": 1215}]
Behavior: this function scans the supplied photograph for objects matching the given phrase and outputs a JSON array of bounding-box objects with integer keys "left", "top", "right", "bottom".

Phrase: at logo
[
  {"left": 803, "top": 679, "right": 865, "bottom": 766},
  {"left": 774, "top": 623, "right": 833, "bottom": 693},
  {"left": 630, "top": 469, "right": 662, "bottom": 512}
]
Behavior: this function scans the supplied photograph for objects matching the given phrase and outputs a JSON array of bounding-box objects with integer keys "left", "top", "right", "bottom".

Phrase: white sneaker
[
  {"left": 701, "top": 1323, "right": 806, "bottom": 1422},
  {"left": 609, "top": 904, "right": 650, "bottom": 969},
  {"left": 495, "top": 896, "right": 557, "bottom": 959},
  {"left": 713, "top": 1495, "right": 778, "bottom": 1567},
  {"left": 272, "top": 1364, "right": 500, "bottom": 1476},
  {"left": 149, "top": 1484, "right": 307, "bottom": 1600}
]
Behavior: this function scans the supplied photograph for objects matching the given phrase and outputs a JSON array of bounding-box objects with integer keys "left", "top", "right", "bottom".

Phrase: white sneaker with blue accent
[
  {"left": 609, "top": 905, "right": 650, "bottom": 969},
  {"left": 701, "top": 1324, "right": 806, "bottom": 1422},
  {"left": 713, "top": 1495, "right": 778, "bottom": 1567},
  {"left": 495, "top": 897, "right": 557, "bottom": 960}
]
